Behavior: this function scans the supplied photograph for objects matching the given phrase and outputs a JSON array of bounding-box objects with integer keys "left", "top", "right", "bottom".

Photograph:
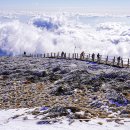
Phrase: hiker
[
  {"left": 61, "top": 51, "right": 64, "bottom": 58},
  {"left": 64, "top": 53, "right": 66, "bottom": 59},
  {"left": 80, "top": 51, "right": 85, "bottom": 59},
  {"left": 92, "top": 53, "right": 95, "bottom": 62},
  {"left": 23, "top": 51, "right": 26, "bottom": 56},
  {"left": 97, "top": 53, "right": 100, "bottom": 62},
  {"left": 117, "top": 56, "right": 121, "bottom": 66}
]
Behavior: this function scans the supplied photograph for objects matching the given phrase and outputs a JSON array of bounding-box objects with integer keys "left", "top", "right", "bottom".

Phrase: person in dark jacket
[
  {"left": 24, "top": 51, "right": 26, "bottom": 56},
  {"left": 97, "top": 53, "right": 100, "bottom": 62},
  {"left": 61, "top": 51, "right": 64, "bottom": 58},
  {"left": 80, "top": 51, "right": 85, "bottom": 59},
  {"left": 117, "top": 56, "right": 121, "bottom": 66},
  {"left": 92, "top": 53, "right": 95, "bottom": 62}
]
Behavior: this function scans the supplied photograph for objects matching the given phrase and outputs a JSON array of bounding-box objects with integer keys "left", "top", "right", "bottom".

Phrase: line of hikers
[
  {"left": 60, "top": 51, "right": 101, "bottom": 61},
  {"left": 23, "top": 51, "right": 122, "bottom": 65},
  {"left": 80, "top": 51, "right": 122, "bottom": 65},
  {"left": 80, "top": 51, "right": 101, "bottom": 62}
]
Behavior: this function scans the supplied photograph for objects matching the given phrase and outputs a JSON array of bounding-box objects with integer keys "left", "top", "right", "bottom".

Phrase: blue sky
[{"left": 0, "top": 0, "right": 130, "bottom": 10}]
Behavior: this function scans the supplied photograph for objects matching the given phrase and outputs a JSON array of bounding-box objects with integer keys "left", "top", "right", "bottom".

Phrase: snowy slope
[{"left": 0, "top": 109, "right": 130, "bottom": 130}]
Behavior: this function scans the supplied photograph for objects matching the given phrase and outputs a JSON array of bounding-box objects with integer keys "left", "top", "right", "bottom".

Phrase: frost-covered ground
[
  {"left": 0, "top": 57, "right": 130, "bottom": 130},
  {"left": 0, "top": 108, "right": 130, "bottom": 130}
]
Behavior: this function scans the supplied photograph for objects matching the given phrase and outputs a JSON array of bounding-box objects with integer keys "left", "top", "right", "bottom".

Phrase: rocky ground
[{"left": 0, "top": 56, "right": 130, "bottom": 121}]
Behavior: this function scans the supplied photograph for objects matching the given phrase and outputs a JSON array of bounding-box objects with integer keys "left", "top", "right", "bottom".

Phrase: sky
[{"left": 0, "top": 0, "right": 130, "bottom": 10}]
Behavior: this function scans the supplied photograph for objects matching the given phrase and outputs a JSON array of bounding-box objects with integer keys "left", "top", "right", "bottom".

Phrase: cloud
[{"left": 0, "top": 13, "right": 130, "bottom": 58}]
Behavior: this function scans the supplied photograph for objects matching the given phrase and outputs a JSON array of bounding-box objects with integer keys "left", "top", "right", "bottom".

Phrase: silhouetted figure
[
  {"left": 61, "top": 51, "right": 64, "bottom": 58},
  {"left": 117, "top": 56, "right": 121, "bottom": 66},
  {"left": 97, "top": 53, "right": 100, "bottom": 62},
  {"left": 64, "top": 53, "right": 66, "bottom": 59},
  {"left": 80, "top": 51, "right": 85, "bottom": 59},
  {"left": 92, "top": 53, "right": 95, "bottom": 62},
  {"left": 24, "top": 51, "right": 26, "bottom": 56}
]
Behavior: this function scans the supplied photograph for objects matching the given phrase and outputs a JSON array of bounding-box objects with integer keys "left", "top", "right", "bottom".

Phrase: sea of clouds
[{"left": 0, "top": 11, "right": 130, "bottom": 58}]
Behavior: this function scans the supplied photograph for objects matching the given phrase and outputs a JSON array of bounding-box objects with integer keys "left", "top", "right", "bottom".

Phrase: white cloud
[{"left": 0, "top": 13, "right": 130, "bottom": 58}]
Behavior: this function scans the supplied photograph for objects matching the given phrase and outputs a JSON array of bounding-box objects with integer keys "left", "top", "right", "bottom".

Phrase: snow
[{"left": 0, "top": 109, "right": 130, "bottom": 130}]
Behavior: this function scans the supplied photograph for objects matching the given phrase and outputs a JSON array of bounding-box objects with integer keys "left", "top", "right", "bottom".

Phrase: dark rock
[
  {"left": 88, "top": 65, "right": 102, "bottom": 71},
  {"left": 23, "top": 116, "right": 28, "bottom": 120},
  {"left": 101, "top": 73, "right": 119, "bottom": 80},
  {"left": 40, "top": 106, "right": 70, "bottom": 119},
  {"left": 50, "top": 84, "right": 73, "bottom": 96},
  {"left": 66, "top": 107, "right": 80, "bottom": 113},
  {"left": 51, "top": 86, "right": 65, "bottom": 96},
  {"left": 90, "top": 101, "right": 103, "bottom": 108},
  {"left": 1, "top": 71, "right": 10, "bottom": 75},
  {"left": 32, "top": 70, "right": 47, "bottom": 77},
  {"left": 106, "top": 90, "right": 129, "bottom": 107},
  {"left": 100, "top": 72, "right": 130, "bottom": 82},
  {"left": 48, "top": 106, "right": 69, "bottom": 114},
  {"left": 32, "top": 110, "right": 40, "bottom": 115},
  {"left": 26, "top": 76, "right": 38, "bottom": 83},
  {"left": 37, "top": 120, "right": 51, "bottom": 125},
  {"left": 93, "top": 96, "right": 98, "bottom": 100},
  {"left": 52, "top": 66, "right": 61, "bottom": 72},
  {"left": 120, "top": 109, "right": 130, "bottom": 115},
  {"left": 40, "top": 106, "right": 49, "bottom": 111},
  {"left": 42, "top": 106, "right": 81, "bottom": 119},
  {"left": 11, "top": 115, "right": 20, "bottom": 119},
  {"left": 49, "top": 73, "right": 62, "bottom": 82},
  {"left": 60, "top": 69, "right": 69, "bottom": 74}
]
